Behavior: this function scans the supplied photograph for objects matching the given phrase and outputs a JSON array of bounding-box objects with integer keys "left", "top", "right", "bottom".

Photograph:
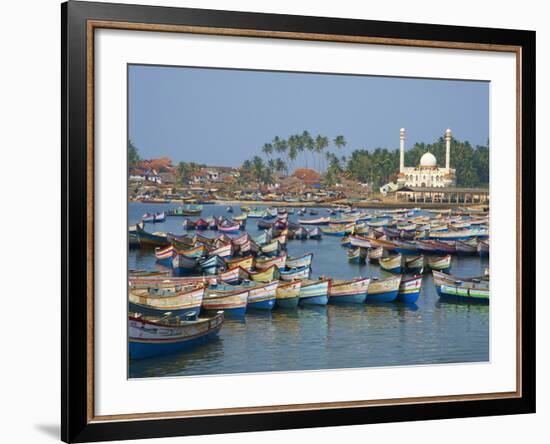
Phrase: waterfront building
[{"left": 396, "top": 128, "right": 456, "bottom": 188}]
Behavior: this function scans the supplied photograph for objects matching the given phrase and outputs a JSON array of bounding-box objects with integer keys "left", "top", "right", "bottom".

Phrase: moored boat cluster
[{"left": 128, "top": 205, "right": 490, "bottom": 360}]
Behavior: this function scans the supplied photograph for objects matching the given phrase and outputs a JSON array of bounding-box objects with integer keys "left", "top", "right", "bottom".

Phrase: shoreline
[{"left": 131, "top": 199, "right": 488, "bottom": 210}]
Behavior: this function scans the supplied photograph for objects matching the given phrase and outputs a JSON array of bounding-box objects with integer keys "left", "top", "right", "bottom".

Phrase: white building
[{"left": 396, "top": 128, "right": 456, "bottom": 188}]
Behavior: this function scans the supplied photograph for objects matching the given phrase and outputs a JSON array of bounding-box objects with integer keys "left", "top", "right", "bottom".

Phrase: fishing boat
[
  {"left": 416, "top": 239, "right": 456, "bottom": 254},
  {"left": 367, "top": 246, "right": 384, "bottom": 263},
  {"left": 226, "top": 206, "right": 233, "bottom": 213},
  {"left": 309, "top": 209, "right": 319, "bottom": 215},
  {"left": 392, "top": 240, "right": 419, "bottom": 254},
  {"left": 329, "top": 278, "right": 370, "bottom": 304},
  {"left": 231, "top": 232, "right": 250, "bottom": 247},
  {"left": 172, "top": 253, "right": 199, "bottom": 274},
  {"left": 135, "top": 226, "right": 170, "bottom": 248},
  {"left": 432, "top": 270, "right": 489, "bottom": 286},
  {"left": 275, "top": 280, "right": 302, "bottom": 308},
  {"left": 247, "top": 265, "right": 280, "bottom": 282},
  {"left": 321, "top": 225, "right": 349, "bottom": 237},
  {"left": 129, "top": 285, "right": 204, "bottom": 318},
  {"left": 247, "top": 209, "right": 267, "bottom": 218},
  {"left": 366, "top": 275, "right": 402, "bottom": 303},
  {"left": 427, "top": 255, "right": 452, "bottom": 271},
  {"left": 347, "top": 247, "right": 367, "bottom": 264},
  {"left": 217, "top": 222, "right": 241, "bottom": 234},
  {"left": 128, "top": 311, "right": 224, "bottom": 360},
  {"left": 240, "top": 239, "right": 261, "bottom": 256},
  {"left": 341, "top": 236, "right": 352, "bottom": 248},
  {"left": 286, "top": 252, "right": 313, "bottom": 269},
  {"left": 128, "top": 269, "right": 170, "bottom": 278},
  {"left": 218, "top": 266, "right": 250, "bottom": 284},
  {"left": 199, "top": 255, "right": 227, "bottom": 275},
  {"left": 260, "top": 239, "right": 281, "bottom": 256},
  {"left": 233, "top": 213, "right": 248, "bottom": 221},
  {"left": 224, "top": 256, "right": 254, "bottom": 270},
  {"left": 429, "top": 229, "right": 487, "bottom": 241},
  {"left": 299, "top": 279, "right": 331, "bottom": 306},
  {"left": 380, "top": 254, "right": 402, "bottom": 273},
  {"left": 154, "top": 244, "right": 175, "bottom": 266},
  {"left": 404, "top": 255, "right": 424, "bottom": 273},
  {"left": 244, "top": 280, "right": 279, "bottom": 310},
  {"left": 348, "top": 234, "right": 373, "bottom": 249},
  {"left": 182, "top": 219, "right": 197, "bottom": 230},
  {"left": 255, "top": 253, "right": 287, "bottom": 271},
  {"left": 193, "top": 218, "right": 208, "bottom": 230},
  {"left": 129, "top": 275, "right": 218, "bottom": 289},
  {"left": 279, "top": 266, "right": 311, "bottom": 281},
  {"left": 298, "top": 216, "right": 331, "bottom": 225},
  {"left": 177, "top": 244, "right": 208, "bottom": 259},
  {"left": 397, "top": 276, "right": 423, "bottom": 303},
  {"left": 208, "top": 243, "right": 233, "bottom": 259},
  {"left": 203, "top": 287, "right": 249, "bottom": 315},
  {"left": 307, "top": 227, "right": 322, "bottom": 239},
  {"left": 477, "top": 240, "right": 490, "bottom": 257},
  {"left": 436, "top": 280, "right": 489, "bottom": 304},
  {"left": 168, "top": 204, "right": 203, "bottom": 216},
  {"left": 455, "top": 240, "right": 477, "bottom": 254},
  {"left": 292, "top": 226, "right": 308, "bottom": 240},
  {"left": 142, "top": 212, "right": 166, "bottom": 223}
]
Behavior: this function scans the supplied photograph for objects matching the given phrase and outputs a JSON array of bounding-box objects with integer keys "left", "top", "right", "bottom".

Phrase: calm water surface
[{"left": 128, "top": 203, "right": 489, "bottom": 378}]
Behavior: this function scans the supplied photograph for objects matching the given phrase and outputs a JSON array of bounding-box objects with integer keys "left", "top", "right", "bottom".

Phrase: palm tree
[
  {"left": 315, "top": 135, "right": 329, "bottom": 172},
  {"left": 304, "top": 132, "right": 315, "bottom": 170},
  {"left": 287, "top": 135, "right": 299, "bottom": 174},
  {"left": 275, "top": 158, "right": 287, "bottom": 174},
  {"left": 273, "top": 137, "right": 288, "bottom": 174},
  {"left": 334, "top": 135, "right": 347, "bottom": 152},
  {"left": 261, "top": 143, "right": 273, "bottom": 159}
]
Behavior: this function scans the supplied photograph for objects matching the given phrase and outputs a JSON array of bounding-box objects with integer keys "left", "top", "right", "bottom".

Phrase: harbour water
[{"left": 128, "top": 202, "right": 489, "bottom": 378}]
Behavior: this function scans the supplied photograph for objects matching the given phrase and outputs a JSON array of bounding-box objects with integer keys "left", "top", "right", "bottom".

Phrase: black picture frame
[{"left": 62, "top": 1, "right": 536, "bottom": 442}]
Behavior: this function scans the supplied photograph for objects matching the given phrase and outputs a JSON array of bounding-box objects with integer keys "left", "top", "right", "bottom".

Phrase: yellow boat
[
  {"left": 224, "top": 256, "right": 254, "bottom": 270},
  {"left": 276, "top": 280, "right": 302, "bottom": 308},
  {"left": 248, "top": 265, "right": 280, "bottom": 282}
]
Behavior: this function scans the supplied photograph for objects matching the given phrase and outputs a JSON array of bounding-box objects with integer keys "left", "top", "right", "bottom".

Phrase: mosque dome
[{"left": 420, "top": 151, "right": 437, "bottom": 168}]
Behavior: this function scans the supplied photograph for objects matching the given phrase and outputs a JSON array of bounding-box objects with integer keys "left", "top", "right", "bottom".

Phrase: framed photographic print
[{"left": 62, "top": 1, "right": 536, "bottom": 442}]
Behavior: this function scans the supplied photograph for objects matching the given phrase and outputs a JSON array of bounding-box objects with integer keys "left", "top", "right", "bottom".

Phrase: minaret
[
  {"left": 445, "top": 128, "right": 452, "bottom": 171},
  {"left": 399, "top": 128, "right": 406, "bottom": 173}
]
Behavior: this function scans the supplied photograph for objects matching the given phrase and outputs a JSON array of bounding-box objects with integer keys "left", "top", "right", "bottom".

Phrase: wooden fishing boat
[
  {"left": 128, "top": 269, "right": 170, "bottom": 278},
  {"left": 129, "top": 285, "right": 204, "bottom": 318},
  {"left": 218, "top": 266, "right": 250, "bottom": 284},
  {"left": 380, "top": 254, "right": 402, "bottom": 273},
  {"left": 292, "top": 226, "right": 308, "bottom": 240},
  {"left": 182, "top": 218, "right": 197, "bottom": 230},
  {"left": 456, "top": 240, "right": 478, "bottom": 254},
  {"left": 192, "top": 233, "right": 216, "bottom": 246},
  {"left": 154, "top": 244, "right": 175, "bottom": 266},
  {"left": 255, "top": 253, "right": 286, "bottom": 271},
  {"left": 427, "top": 255, "right": 452, "bottom": 271},
  {"left": 177, "top": 245, "right": 208, "bottom": 259},
  {"left": 367, "top": 275, "right": 402, "bottom": 303},
  {"left": 348, "top": 234, "right": 373, "bottom": 249},
  {"left": 233, "top": 213, "right": 248, "bottom": 221},
  {"left": 478, "top": 240, "right": 490, "bottom": 257},
  {"left": 321, "top": 225, "right": 349, "bottom": 237},
  {"left": 129, "top": 311, "right": 224, "bottom": 360},
  {"left": 203, "top": 287, "right": 249, "bottom": 315},
  {"left": 240, "top": 239, "right": 260, "bottom": 256},
  {"left": 369, "top": 237, "right": 398, "bottom": 251},
  {"left": 404, "top": 255, "right": 424, "bottom": 273},
  {"left": 142, "top": 212, "right": 166, "bottom": 223},
  {"left": 247, "top": 265, "right": 280, "bottom": 282},
  {"left": 225, "top": 255, "right": 254, "bottom": 270},
  {"left": 244, "top": 280, "right": 279, "bottom": 310},
  {"left": 260, "top": 239, "right": 281, "bottom": 256},
  {"left": 193, "top": 218, "right": 208, "bottom": 230},
  {"left": 367, "top": 246, "right": 384, "bottom": 263},
  {"left": 135, "top": 225, "right": 170, "bottom": 248},
  {"left": 429, "top": 229, "right": 487, "bottom": 241},
  {"left": 286, "top": 252, "right": 313, "bottom": 269},
  {"left": 208, "top": 243, "right": 233, "bottom": 259},
  {"left": 299, "top": 279, "right": 331, "bottom": 306},
  {"left": 436, "top": 281, "right": 489, "bottom": 304},
  {"left": 275, "top": 280, "right": 302, "bottom": 308},
  {"left": 366, "top": 218, "right": 392, "bottom": 227},
  {"left": 298, "top": 216, "right": 331, "bottom": 225},
  {"left": 217, "top": 222, "right": 241, "bottom": 234},
  {"left": 168, "top": 204, "right": 203, "bottom": 216},
  {"left": 253, "top": 231, "right": 270, "bottom": 246},
  {"left": 392, "top": 240, "right": 418, "bottom": 254},
  {"left": 279, "top": 266, "right": 311, "bottom": 281},
  {"left": 199, "top": 255, "right": 227, "bottom": 275},
  {"left": 226, "top": 206, "right": 233, "bottom": 213},
  {"left": 329, "top": 278, "right": 370, "bottom": 304},
  {"left": 172, "top": 253, "right": 199, "bottom": 274},
  {"left": 247, "top": 209, "right": 267, "bottom": 218},
  {"left": 307, "top": 227, "right": 322, "bottom": 239},
  {"left": 347, "top": 247, "right": 367, "bottom": 264},
  {"left": 129, "top": 275, "right": 218, "bottom": 289},
  {"left": 416, "top": 239, "right": 456, "bottom": 254},
  {"left": 231, "top": 232, "right": 250, "bottom": 247},
  {"left": 397, "top": 276, "right": 423, "bottom": 303}
]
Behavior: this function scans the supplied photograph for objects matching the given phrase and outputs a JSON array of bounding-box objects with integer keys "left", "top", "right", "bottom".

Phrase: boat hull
[
  {"left": 366, "top": 290, "right": 399, "bottom": 303},
  {"left": 300, "top": 295, "right": 329, "bottom": 306},
  {"left": 128, "top": 302, "right": 200, "bottom": 319}
]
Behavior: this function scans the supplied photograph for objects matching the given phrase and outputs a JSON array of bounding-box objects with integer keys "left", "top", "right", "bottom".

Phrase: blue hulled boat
[{"left": 299, "top": 279, "right": 330, "bottom": 306}]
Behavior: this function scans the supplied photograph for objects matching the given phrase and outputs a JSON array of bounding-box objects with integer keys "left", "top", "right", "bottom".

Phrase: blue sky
[{"left": 128, "top": 64, "right": 489, "bottom": 167}]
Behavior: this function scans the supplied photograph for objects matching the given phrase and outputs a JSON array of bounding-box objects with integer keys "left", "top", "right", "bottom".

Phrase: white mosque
[{"left": 395, "top": 128, "right": 456, "bottom": 188}]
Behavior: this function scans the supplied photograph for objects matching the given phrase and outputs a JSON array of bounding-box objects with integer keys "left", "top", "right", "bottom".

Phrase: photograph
[{"left": 126, "top": 64, "right": 490, "bottom": 378}]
